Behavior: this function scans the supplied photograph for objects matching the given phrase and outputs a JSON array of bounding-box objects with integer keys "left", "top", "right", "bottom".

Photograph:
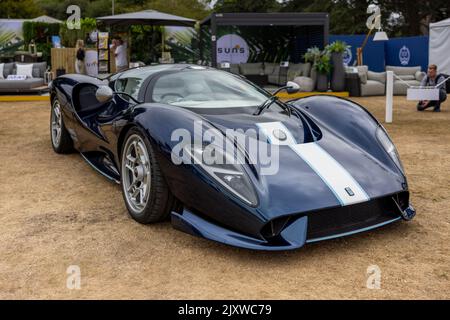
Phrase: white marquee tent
[{"left": 429, "top": 18, "right": 450, "bottom": 75}]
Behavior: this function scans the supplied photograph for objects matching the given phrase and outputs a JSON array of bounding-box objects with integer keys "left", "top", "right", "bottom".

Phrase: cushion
[
  {"left": 356, "top": 65, "right": 368, "bottom": 84},
  {"left": 2, "top": 62, "right": 14, "bottom": 78},
  {"left": 415, "top": 70, "right": 425, "bottom": 81},
  {"left": 361, "top": 80, "right": 385, "bottom": 96},
  {"left": 301, "top": 63, "right": 312, "bottom": 77},
  {"left": 268, "top": 74, "right": 283, "bottom": 86},
  {"left": 0, "top": 64, "right": 3, "bottom": 79},
  {"left": 0, "top": 78, "right": 44, "bottom": 90},
  {"left": 14, "top": 62, "right": 47, "bottom": 78},
  {"left": 239, "top": 63, "right": 264, "bottom": 76},
  {"left": 345, "top": 66, "right": 359, "bottom": 73},
  {"left": 287, "top": 66, "right": 300, "bottom": 81},
  {"left": 386, "top": 65, "right": 421, "bottom": 76},
  {"left": 287, "top": 63, "right": 311, "bottom": 80},
  {"left": 264, "top": 63, "right": 278, "bottom": 76},
  {"left": 397, "top": 75, "right": 415, "bottom": 81},
  {"left": 229, "top": 64, "right": 239, "bottom": 74},
  {"left": 293, "top": 76, "right": 315, "bottom": 92},
  {"left": 32, "top": 62, "right": 47, "bottom": 78},
  {"left": 367, "top": 71, "right": 386, "bottom": 84},
  {"left": 7, "top": 75, "right": 27, "bottom": 80},
  {"left": 15, "top": 63, "right": 34, "bottom": 78},
  {"left": 393, "top": 80, "right": 421, "bottom": 95}
]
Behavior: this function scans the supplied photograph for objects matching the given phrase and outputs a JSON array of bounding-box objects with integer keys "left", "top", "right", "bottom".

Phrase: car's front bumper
[{"left": 171, "top": 194, "right": 415, "bottom": 251}]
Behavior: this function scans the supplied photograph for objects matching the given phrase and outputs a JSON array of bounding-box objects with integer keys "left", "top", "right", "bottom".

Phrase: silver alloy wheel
[
  {"left": 51, "top": 101, "right": 62, "bottom": 147},
  {"left": 121, "top": 134, "right": 152, "bottom": 214}
]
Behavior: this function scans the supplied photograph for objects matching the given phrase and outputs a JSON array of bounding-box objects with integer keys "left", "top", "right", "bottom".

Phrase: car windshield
[{"left": 152, "top": 70, "right": 270, "bottom": 108}]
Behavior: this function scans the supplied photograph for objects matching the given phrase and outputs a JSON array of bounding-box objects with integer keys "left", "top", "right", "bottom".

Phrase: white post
[{"left": 385, "top": 70, "right": 394, "bottom": 123}]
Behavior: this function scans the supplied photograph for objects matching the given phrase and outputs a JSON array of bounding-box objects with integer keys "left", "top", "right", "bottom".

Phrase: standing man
[
  {"left": 417, "top": 64, "right": 447, "bottom": 112},
  {"left": 114, "top": 38, "right": 128, "bottom": 72}
]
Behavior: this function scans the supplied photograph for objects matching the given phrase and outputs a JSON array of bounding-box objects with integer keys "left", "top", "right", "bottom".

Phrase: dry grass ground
[{"left": 0, "top": 96, "right": 449, "bottom": 299}]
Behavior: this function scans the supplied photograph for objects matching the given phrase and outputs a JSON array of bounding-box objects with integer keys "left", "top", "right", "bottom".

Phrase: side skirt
[{"left": 80, "top": 152, "right": 120, "bottom": 184}]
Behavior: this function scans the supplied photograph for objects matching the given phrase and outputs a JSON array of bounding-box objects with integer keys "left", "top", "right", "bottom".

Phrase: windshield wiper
[
  {"left": 115, "top": 91, "right": 143, "bottom": 104},
  {"left": 282, "top": 102, "right": 318, "bottom": 142},
  {"left": 253, "top": 96, "right": 291, "bottom": 117}
]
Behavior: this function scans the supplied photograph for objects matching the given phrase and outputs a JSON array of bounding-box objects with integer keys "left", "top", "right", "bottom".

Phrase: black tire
[
  {"left": 50, "top": 98, "right": 73, "bottom": 154},
  {"left": 120, "top": 127, "right": 179, "bottom": 224}
]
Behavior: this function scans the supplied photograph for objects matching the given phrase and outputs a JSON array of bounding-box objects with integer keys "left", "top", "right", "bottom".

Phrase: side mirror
[
  {"left": 286, "top": 81, "right": 300, "bottom": 94},
  {"left": 95, "top": 85, "right": 114, "bottom": 103}
]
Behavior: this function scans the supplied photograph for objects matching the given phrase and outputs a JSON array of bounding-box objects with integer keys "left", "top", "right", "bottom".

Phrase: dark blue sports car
[{"left": 49, "top": 64, "right": 415, "bottom": 250}]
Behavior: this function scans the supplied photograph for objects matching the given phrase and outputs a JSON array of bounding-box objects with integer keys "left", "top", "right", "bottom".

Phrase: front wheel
[
  {"left": 50, "top": 99, "right": 73, "bottom": 154},
  {"left": 120, "top": 127, "right": 179, "bottom": 224}
]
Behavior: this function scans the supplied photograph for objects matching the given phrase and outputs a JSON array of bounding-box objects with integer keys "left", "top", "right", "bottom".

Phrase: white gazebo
[
  {"left": 429, "top": 18, "right": 450, "bottom": 75},
  {"left": 30, "top": 15, "right": 63, "bottom": 24}
]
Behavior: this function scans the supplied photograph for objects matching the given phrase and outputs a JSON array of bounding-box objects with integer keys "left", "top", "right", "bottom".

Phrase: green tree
[
  {"left": 36, "top": 0, "right": 211, "bottom": 20},
  {"left": 36, "top": 0, "right": 90, "bottom": 20},
  {"left": 379, "top": 0, "right": 450, "bottom": 36},
  {"left": 282, "top": 0, "right": 450, "bottom": 36},
  {"left": 213, "top": 0, "right": 281, "bottom": 13},
  {"left": 0, "top": 0, "right": 43, "bottom": 19},
  {"left": 282, "top": 0, "right": 375, "bottom": 35}
]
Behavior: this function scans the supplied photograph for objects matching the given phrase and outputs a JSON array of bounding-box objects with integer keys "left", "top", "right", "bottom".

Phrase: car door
[{"left": 70, "top": 83, "right": 121, "bottom": 153}]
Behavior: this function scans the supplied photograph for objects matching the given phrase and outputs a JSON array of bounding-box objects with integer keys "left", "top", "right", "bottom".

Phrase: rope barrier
[
  {"left": 392, "top": 73, "right": 450, "bottom": 89},
  {"left": 385, "top": 73, "right": 449, "bottom": 124}
]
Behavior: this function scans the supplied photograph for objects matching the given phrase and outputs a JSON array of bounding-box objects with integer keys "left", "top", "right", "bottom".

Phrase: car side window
[
  {"left": 114, "top": 65, "right": 175, "bottom": 103},
  {"left": 115, "top": 77, "right": 143, "bottom": 101}
]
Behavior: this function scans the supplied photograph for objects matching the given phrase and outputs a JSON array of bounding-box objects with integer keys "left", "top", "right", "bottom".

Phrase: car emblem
[{"left": 272, "top": 129, "right": 287, "bottom": 141}]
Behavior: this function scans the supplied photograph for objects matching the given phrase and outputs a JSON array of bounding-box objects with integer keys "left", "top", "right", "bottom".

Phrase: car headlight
[
  {"left": 376, "top": 126, "right": 404, "bottom": 173},
  {"left": 184, "top": 143, "right": 258, "bottom": 206}
]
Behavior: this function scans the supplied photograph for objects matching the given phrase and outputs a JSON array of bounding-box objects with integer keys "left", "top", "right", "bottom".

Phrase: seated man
[{"left": 417, "top": 64, "right": 447, "bottom": 112}]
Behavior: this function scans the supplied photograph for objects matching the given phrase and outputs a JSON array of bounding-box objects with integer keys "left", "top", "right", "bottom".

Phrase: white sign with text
[
  {"left": 217, "top": 34, "right": 250, "bottom": 64},
  {"left": 85, "top": 50, "right": 98, "bottom": 77}
]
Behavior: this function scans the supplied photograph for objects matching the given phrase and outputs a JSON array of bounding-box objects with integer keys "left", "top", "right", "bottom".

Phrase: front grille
[{"left": 306, "top": 196, "right": 401, "bottom": 240}]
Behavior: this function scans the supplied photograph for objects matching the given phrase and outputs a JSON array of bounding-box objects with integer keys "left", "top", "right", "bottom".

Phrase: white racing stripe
[
  {"left": 256, "top": 122, "right": 297, "bottom": 145},
  {"left": 290, "top": 143, "right": 370, "bottom": 206},
  {"left": 256, "top": 121, "right": 370, "bottom": 206}
]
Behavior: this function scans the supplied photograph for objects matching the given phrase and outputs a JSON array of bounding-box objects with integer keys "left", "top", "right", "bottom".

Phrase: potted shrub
[
  {"left": 314, "top": 52, "right": 331, "bottom": 92},
  {"left": 326, "top": 41, "right": 350, "bottom": 92},
  {"left": 303, "top": 47, "right": 321, "bottom": 89},
  {"left": 303, "top": 46, "right": 321, "bottom": 64}
]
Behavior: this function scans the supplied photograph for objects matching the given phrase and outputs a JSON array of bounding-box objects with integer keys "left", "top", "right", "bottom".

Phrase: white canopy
[
  {"left": 97, "top": 10, "right": 196, "bottom": 27},
  {"left": 31, "top": 15, "right": 62, "bottom": 24},
  {"left": 429, "top": 18, "right": 450, "bottom": 75}
]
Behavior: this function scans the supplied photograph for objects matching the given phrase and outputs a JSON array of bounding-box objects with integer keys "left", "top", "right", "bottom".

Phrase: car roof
[
  {"left": 108, "top": 64, "right": 211, "bottom": 83},
  {"left": 130, "top": 63, "right": 210, "bottom": 73}
]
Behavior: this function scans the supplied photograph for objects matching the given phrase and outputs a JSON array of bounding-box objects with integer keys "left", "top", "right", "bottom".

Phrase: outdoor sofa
[
  {"left": 349, "top": 65, "right": 426, "bottom": 97},
  {"left": 0, "top": 62, "right": 47, "bottom": 93},
  {"left": 386, "top": 65, "right": 425, "bottom": 95},
  {"left": 350, "top": 65, "right": 386, "bottom": 97},
  {"left": 227, "top": 62, "right": 316, "bottom": 91}
]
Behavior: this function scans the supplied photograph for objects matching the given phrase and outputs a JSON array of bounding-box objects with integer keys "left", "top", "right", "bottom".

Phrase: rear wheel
[
  {"left": 120, "top": 127, "right": 178, "bottom": 224},
  {"left": 50, "top": 99, "right": 73, "bottom": 154}
]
